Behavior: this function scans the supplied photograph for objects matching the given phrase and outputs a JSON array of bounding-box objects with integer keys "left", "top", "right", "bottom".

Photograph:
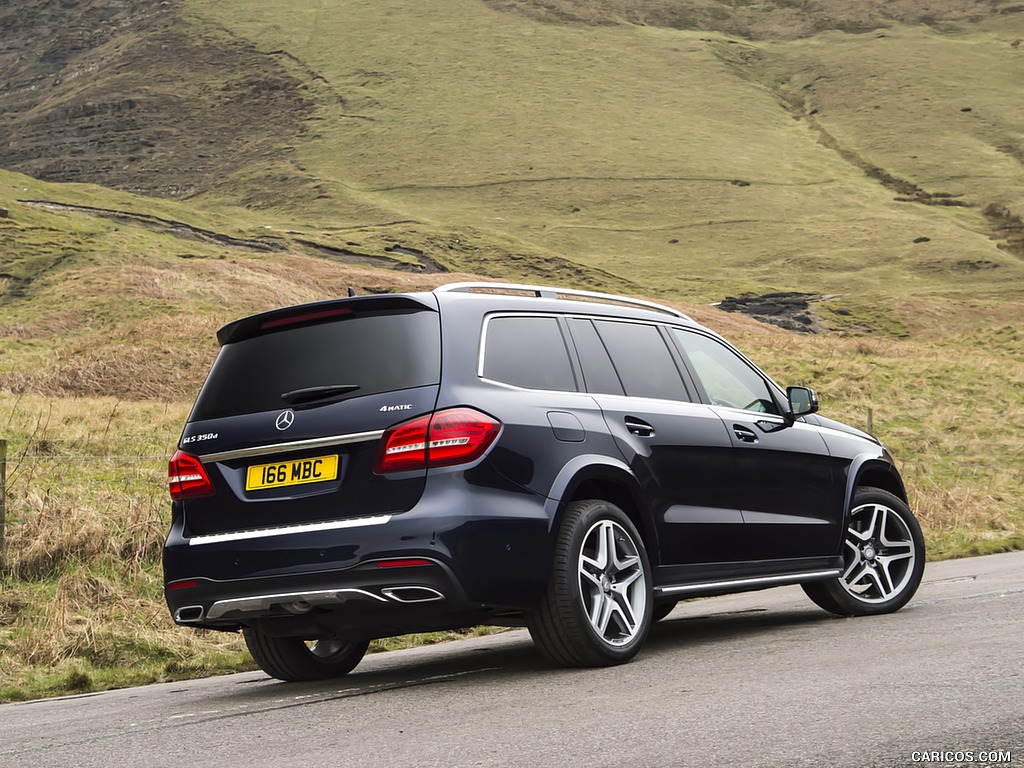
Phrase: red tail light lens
[
  {"left": 375, "top": 415, "right": 431, "bottom": 473},
  {"left": 375, "top": 407, "right": 501, "bottom": 474},
  {"left": 169, "top": 450, "right": 215, "bottom": 500},
  {"left": 426, "top": 408, "right": 501, "bottom": 467}
]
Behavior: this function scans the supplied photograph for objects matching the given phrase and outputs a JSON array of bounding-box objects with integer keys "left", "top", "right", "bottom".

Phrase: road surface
[{"left": 2, "top": 551, "right": 1021, "bottom": 768}]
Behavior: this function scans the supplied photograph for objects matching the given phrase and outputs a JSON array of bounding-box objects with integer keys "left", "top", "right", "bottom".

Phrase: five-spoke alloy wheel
[
  {"left": 803, "top": 487, "right": 925, "bottom": 616},
  {"left": 529, "top": 499, "right": 653, "bottom": 667}
]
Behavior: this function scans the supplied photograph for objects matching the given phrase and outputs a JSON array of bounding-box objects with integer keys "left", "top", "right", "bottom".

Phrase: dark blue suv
[{"left": 165, "top": 282, "right": 924, "bottom": 680}]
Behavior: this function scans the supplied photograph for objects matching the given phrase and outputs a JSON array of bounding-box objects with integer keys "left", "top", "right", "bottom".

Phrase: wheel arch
[
  {"left": 846, "top": 455, "right": 909, "bottom": 514},
  {"left": 543, "top": 456, "right": 659, "bottom": 566}
]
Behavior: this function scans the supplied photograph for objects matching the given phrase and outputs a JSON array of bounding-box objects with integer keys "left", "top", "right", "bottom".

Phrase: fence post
[{"left": 0, "top": 437, "right": 6, "bottom": 559}]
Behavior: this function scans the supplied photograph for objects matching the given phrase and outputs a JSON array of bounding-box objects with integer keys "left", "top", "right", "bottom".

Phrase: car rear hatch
[{"left": 170, "top": 293, "right": 441, "bottom": 539}]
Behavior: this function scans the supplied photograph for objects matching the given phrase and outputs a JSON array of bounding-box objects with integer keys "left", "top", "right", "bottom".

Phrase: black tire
[
  {"left": 528, "top": 499, "right": 653, "bottom": 667},
  {"left": 651, "top": 600, "right": 678, "bottom": 623},
  {"left": 802, "top": 487, "right": 925, "bottom": 617},
  {"left": 243, "top": 629, "right": 369, "bottom": 682}
]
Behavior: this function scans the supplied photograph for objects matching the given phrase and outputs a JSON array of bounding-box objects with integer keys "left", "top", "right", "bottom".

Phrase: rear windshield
[{"left": 190, "top": 310, "right": 440, "bottom": 421}]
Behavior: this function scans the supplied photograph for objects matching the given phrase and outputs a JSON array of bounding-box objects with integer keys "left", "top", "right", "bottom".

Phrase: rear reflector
[
  {"left": 376, "top": 559, "right": 435, "bottom": 569},
  {"left": 166, "top": 579, "right": 199, "bottom": 590},
  {"left": 374, "top": 407, "right": 501, "bottom": 474},
  {"left": 169, "top": 450, "right": 215, "bottom": 500}
]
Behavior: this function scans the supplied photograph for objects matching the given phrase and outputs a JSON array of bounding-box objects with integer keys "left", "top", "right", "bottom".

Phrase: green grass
[{"left": 182, "top": 0, "right": 1024, "bottom": 307}]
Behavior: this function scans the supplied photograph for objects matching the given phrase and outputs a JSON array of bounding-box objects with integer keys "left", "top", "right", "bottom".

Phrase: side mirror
[{"left": 787, "top": 386, "right": 819, "bottom": 417}]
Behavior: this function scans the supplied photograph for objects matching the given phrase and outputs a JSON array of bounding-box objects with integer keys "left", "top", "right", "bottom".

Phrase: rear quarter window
[{"left": 481, "top": 315, "right": 577, "bottom": 391}]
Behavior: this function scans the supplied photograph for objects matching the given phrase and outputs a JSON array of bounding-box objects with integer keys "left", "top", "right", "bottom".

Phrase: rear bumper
[
  {"left": 163, "top": 473, "right": 553, "bottom": 636},
  {"left": 165, "top": 557, "right": 479, "bottom": 636}
]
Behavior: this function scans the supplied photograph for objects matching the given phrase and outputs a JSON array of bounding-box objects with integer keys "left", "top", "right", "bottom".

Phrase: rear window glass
[
  {"left": 593, "top": 320, "right": 689, "bottom": 401},
  {"left": 190, "top": 310, "right": 440, "bottom": 420},
  {"left": 482, "top": 315, "right": 577, "bottom": 392},
  {"left": 568, "top": 318, "right": 625, "bottom": 396}
]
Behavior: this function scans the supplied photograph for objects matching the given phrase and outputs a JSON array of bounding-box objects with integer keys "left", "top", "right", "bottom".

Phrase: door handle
[
  {"left": 625, "top": 418, "right": 656, "bottom": 438},
  {"left": 733, "top": 425, "right": 758, "bottom": 444}
]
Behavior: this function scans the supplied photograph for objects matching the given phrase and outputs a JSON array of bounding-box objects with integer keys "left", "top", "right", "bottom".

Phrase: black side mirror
[{"left": 787, "top": 386, "right": 819, "bottom": 417}]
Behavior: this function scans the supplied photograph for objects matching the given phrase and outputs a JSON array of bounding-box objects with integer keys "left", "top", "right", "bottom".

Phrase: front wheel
[
  {"left": 528, "top": 499, "right": 653, "bottom": 667},
  {"left": 803, "top": 487, "right": 925, "bottom": 616},
  {"left": 243, "top": 629, "right": 369, "bottom": 682}
]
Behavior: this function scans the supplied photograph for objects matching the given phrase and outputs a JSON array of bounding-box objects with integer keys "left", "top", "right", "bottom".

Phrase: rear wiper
[{"left": 280, "top": 384, "right": 360, "bottom": 406}]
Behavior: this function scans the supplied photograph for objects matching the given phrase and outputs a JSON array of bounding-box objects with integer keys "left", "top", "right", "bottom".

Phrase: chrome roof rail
[{"left": 434, "top": 282, "right": 691, "bottom": 320}]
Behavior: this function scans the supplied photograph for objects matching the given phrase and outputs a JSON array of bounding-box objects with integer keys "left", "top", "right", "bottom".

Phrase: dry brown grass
[{"left": 0, "top": 394, "right": 256, "bottom": 698}]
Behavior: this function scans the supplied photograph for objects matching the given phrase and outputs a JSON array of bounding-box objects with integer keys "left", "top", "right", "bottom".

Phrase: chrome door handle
[
  {"left": 733, "top": 425, "right": 758, "bottom": 443},
  {"left": 625, "top": 418, "right": 656, "bottom": 438}
]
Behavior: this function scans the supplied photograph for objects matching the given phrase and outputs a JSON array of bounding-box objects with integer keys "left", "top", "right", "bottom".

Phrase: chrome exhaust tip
[
  {"left": 381, "top": 586, "right": 445, "bottom": 603},
  {"left": 174, "top": 605, "right": 205, "bottom": 623}
]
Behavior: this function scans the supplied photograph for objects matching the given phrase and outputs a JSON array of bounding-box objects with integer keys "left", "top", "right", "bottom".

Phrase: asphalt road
[{"left": 2, "top": 552, "right": 1021, "bottom": 768}]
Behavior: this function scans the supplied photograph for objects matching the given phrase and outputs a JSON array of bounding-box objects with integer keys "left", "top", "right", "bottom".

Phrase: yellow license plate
[{"left": 245, "top": 455, "right": 339, "bottom": 491}]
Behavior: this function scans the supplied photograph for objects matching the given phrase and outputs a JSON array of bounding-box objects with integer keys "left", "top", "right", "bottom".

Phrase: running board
[{"left": 654, "top": 569, "right": 842, "bottom": 596}]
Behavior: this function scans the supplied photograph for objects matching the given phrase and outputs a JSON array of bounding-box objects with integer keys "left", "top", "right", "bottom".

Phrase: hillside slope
[
  {"left": 2, "top": 0, "right": 1022, "bottom": 319},
  {"left": 0, "top": 0, "right": 1020, "bottom": 544}
]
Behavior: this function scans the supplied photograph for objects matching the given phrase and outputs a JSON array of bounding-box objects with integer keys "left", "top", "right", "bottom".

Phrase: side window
[
  {"left": 593, "top": 320, "right": 688, "bottom": 401},
  {"left": 482, "top": 316, "right": 577, "bottom": 391},
  {"left": 672, "top": 330, "right": 780, "bottom": 414},
  {"left": 568, "top": 319, "right": 624, "bottom": 396}
]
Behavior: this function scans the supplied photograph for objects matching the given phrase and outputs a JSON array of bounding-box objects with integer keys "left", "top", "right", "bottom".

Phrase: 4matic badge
[{"left": 379, "top": 404, "right": 413, "bottom": 412}]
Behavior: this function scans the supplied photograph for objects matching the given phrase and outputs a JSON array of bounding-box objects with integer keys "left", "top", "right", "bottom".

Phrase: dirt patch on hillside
[
  {"left": 0, "top": 0, "right": 318, "bottom": 201},
  {"left": 718, "top": 292, "right": 820, "bottom": 333}
]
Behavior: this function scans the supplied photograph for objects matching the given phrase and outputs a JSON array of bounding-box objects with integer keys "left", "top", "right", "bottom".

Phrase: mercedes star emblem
[{"left": 275, "top": 410, "right": 295, "bottom": 431}]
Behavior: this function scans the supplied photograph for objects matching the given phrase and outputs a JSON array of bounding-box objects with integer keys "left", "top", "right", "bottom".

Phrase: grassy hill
[{"left": 0, "top": 0, "right": 1022, "bottom": 699}]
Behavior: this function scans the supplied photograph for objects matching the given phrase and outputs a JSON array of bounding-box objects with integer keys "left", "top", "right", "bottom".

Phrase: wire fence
[{"left": 1, "top": 437, "right": 6, "bottom": 554}]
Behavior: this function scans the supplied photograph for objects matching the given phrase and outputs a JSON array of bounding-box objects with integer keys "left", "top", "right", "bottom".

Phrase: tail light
[
  {"left": 169, "top": 450, "right": 215, "bottom": 500},
  {"left": 374, "top": 407, "right": 501, "bottom": 474}
]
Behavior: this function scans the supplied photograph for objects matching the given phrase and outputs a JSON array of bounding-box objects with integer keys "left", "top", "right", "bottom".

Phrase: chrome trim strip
[
  {"left": 199, "top": 430, "right": 385, "bottom": 463},
  {"left": 206, "top": 588, "right": 386, "bottom": 619},
  {"left": 187, "top": 515, "right": 392, "bottom": 546},
  {"left": 654, "top": 569, "right": 843, "bottom": 596}
]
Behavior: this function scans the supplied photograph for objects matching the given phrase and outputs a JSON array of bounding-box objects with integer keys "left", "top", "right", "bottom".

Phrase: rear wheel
[
  {"left": 803, "top": 487, "right": 925, "bottom": 616},
  {"left": 528, "top": 499, "right": 653, "bottom": 667},
  {"left": 243, "top": 629, "right": 369, "bottom": 682}
]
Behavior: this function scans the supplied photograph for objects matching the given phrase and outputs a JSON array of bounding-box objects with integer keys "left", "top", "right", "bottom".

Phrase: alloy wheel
[
  {"left": 577, "top": 519, "right": 647, "bottom": 646},
  {"left": 840, "top": 501, "right": 918, "bottom": 603}
]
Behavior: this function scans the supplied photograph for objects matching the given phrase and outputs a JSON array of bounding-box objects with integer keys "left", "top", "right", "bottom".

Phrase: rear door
[
  {"left": 178, "top": 295, "right": 441, "bottom": 539},
  {"left": 568, "top": 317, "right": 742, "bottom": 566}
]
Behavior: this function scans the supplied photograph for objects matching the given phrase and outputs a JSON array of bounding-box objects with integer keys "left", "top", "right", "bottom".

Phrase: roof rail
[{"left": 434, "top": 282, "right": 691, "bottom": 320}]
